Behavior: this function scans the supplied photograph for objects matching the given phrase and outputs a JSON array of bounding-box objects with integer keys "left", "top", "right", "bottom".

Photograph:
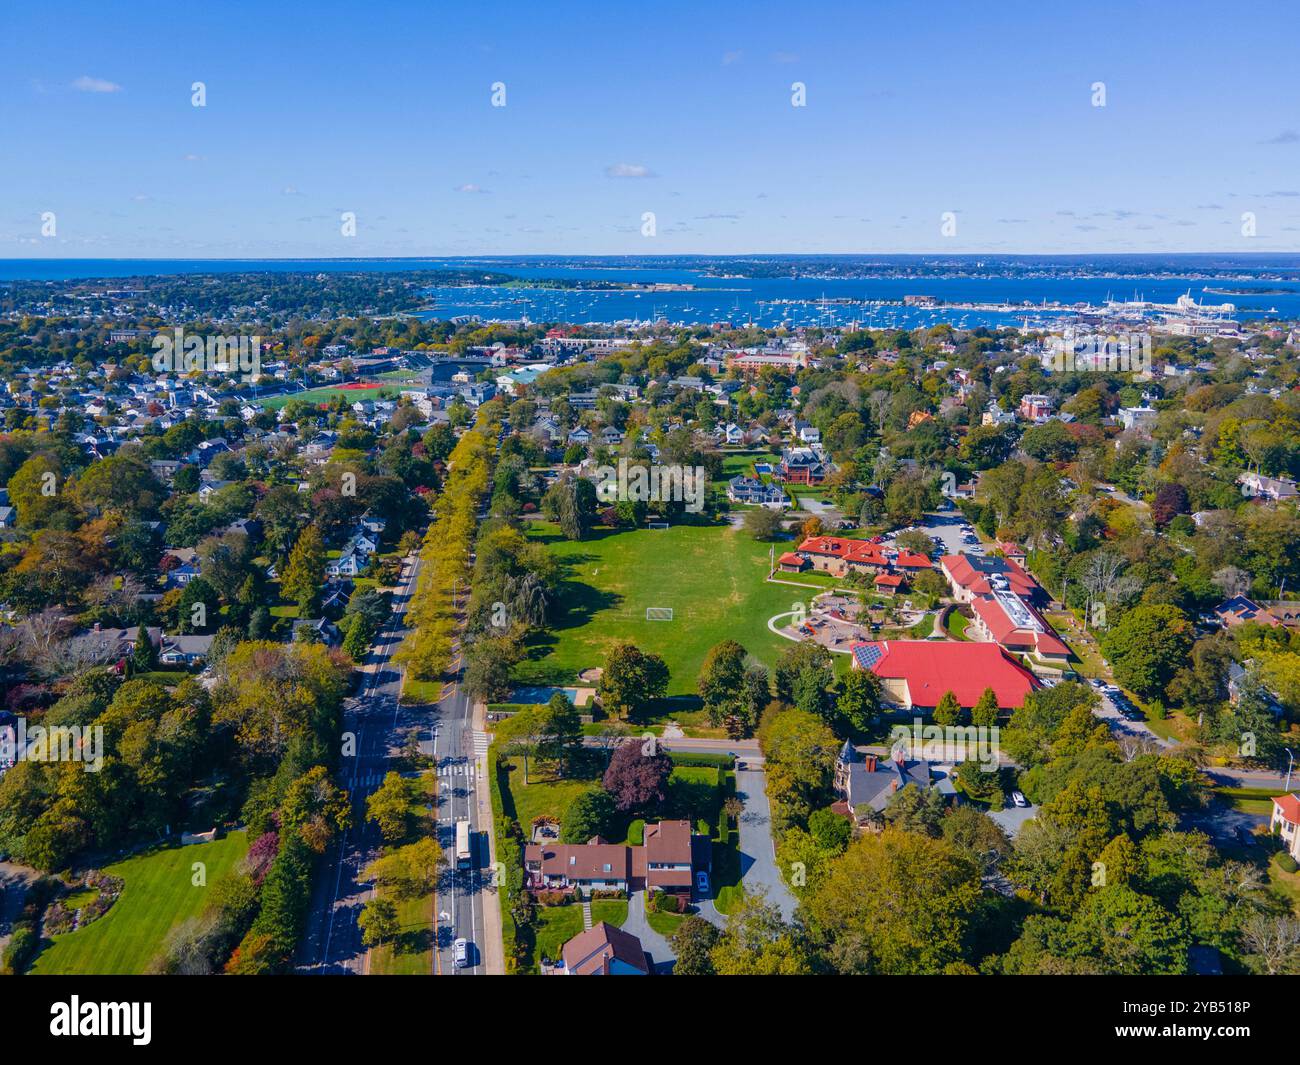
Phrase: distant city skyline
[{"left": 6, "top": 0, "right": 1300, "bottom": 258}]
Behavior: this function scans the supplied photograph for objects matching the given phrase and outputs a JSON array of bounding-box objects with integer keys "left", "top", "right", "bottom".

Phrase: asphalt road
[
  {"left": 298, "top": 553, "right": 427, "bottom": 974},
  {"left": 430, "top": 660, "right": 489, "bottom": 976}
]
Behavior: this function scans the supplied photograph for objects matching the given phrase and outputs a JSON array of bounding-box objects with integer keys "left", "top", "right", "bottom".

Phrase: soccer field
[
  {"left": 30, "top": 832, "right": 249, "bottom": 975},
  {"left": 517, "top": 521, "right": 813, "bottom": 697}
]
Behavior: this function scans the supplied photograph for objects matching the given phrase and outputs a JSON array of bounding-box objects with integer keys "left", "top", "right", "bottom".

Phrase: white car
[
  {"left": 453, "top": 938, "right": 471, "bottom": 968},
  {"left": 1010, "top": 791, "right": 1029, "bottom": 808}
]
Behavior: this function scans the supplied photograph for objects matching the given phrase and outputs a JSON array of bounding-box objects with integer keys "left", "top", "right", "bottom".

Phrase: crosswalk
[
  {"left": 438, "top": 762, "right": 475, "bottom": 782},
  {"left": 472, "top": 731, "right": 489, "bottom": 757}
]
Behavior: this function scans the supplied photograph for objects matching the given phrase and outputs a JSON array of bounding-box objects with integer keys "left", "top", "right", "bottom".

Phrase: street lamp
[{"left": 1285, "top": 748, "right": 1296, "bottom": 793}]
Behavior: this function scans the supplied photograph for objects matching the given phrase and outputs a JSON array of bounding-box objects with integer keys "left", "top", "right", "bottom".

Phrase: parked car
[
  {"left": 1010, "top": 791, "right": 1029, "bottom": 808},
  {"left": 454, "top": 938, "right": 470, "bottom": 968},
  {"left": 696, "top": 871, "right": 710, "bottom": 895}
]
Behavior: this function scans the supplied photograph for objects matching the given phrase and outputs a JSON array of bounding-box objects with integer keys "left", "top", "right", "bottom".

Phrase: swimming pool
[{"left": 509, "top": 686, "right": 585, "bottom": 705}]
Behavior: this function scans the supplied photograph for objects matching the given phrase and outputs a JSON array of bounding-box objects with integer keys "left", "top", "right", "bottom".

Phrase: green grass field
[
  {"left": 257, "top": 383, "right": 401, "bottom": 410},
  {"left": 517, "top": 521, "right": 805, "bottom": 698},
  {"left": 31, "top": 833, "right": 249, "bottom": 975}
]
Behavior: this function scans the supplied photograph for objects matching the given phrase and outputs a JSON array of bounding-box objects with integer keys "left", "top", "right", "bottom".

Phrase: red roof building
[
  {"left": 969, "top": 592, "right": 1071, "bottom": 662},
  {"left": 941, "top": 553, "right": 1043, "bottom": 603},
  {"left": 849, "top": 640, "right": 1039, "bottom": 710},
  {"left": 794, "top": 536, "right": 932, "bottom": 579}
]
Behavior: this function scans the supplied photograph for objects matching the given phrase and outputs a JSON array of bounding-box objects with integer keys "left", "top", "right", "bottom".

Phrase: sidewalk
[{"left": 472, "top": 698, "right": 506, "bottom": 975}]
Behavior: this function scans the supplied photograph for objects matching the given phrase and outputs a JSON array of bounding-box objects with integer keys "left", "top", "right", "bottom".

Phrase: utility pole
[{"left": 1286, "top": 748, "right": 1295, "bottom": 793}]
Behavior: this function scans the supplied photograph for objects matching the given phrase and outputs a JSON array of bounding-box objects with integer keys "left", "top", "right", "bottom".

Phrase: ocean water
[{"left": 3, "top": 256, "right": 1300, "bottom": 327}]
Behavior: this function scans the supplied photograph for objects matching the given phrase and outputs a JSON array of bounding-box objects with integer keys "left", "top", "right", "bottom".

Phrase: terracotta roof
[
  {"left": 942, "top": 553, "right": 1040, "bottom": 598},
  {"left": 850, "top": 639, "right": 1039, "bottom": 709},
  {"left": 970, "top": 594, "right": 1070, "bottom": 658},
  {"left": 798, "top": 536, "right": 891, "bottom": 567}
]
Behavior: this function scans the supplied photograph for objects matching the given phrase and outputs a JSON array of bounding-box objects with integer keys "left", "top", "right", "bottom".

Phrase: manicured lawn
[
  {"left": 1267, "top": 853, "right": 1300, "bottom": 914},
  {"left": 400, "top": 676, "right": 443, "bottom": 705},
  {"left": 31, "top": 833, "right": 248, "bottom": 975},
  {"left": 494, "top": 758, "right": 596, "bottom": 830},
  {"left": 591, "top": 899, "right": 628, "bottom": 927},
  {"left": 946, "top": 610, "right": 970, "bottom": 639},
  {"left": 534, "top": 904, "right": 585, "bottom": 964},
  {"left": 645, "top": 907, "right": 687, "bottom": 937},
  {"left": 257, "top": 383, "right": 399, "bottom": 409},
  {"left": 516, "top": 521, "right": 813, "bottom": 697},
  {"left": 1214, "top": 786, "right": 1281, "bottom": 815}
]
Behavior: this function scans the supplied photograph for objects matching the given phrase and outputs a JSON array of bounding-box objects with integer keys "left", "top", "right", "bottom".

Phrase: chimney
[{"left": 864, "top": 753, "right": 877, "bottom": 774}]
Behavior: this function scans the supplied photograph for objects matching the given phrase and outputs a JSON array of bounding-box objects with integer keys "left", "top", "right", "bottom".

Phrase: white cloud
[
  {"left": 605, "top": 163, "right": 655, "bottom": 179},
  {"left": 454, "top": 183, "right": 489, "bottom": 193},
  {"left": 72, "top": 75, "right": 122, "bottom": 93}
]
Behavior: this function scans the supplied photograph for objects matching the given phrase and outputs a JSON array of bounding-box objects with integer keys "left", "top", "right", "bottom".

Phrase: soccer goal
[
  {"left": 647, "top": 522, "right": 670, "bottom": 530},
  {"left": 645, "top": 607, "right": 674, "bottom": 621}
]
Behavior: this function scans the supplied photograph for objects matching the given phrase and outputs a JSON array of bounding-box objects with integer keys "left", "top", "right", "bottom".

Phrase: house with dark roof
[
  {"left": 833, "top": 741, "right": 956, "bottom": 815},
  {"left": 558, "top": 922, "right": 649, "bottom": 975},
  {"left": 778, "top": 445, "right": 833, "bottom": 485},
  {"left": 1214, "top": 595, "right": 1281, "bottom": 629},
  {"left": 727, "top": 475, "right": 788, "bottom": 509}
]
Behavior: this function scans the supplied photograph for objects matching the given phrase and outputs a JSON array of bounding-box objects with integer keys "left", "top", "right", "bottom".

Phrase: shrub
[{"left": 1278, "top": 852, "right": 1298, "bottom": 874}]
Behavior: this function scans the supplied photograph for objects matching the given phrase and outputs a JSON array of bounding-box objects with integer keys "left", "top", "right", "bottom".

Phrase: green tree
[
  {"left": 1102, "top": 604, "right": 1194, "bottom": 698},
  {"left": 132, "top": 625, "right": 156, "bottom": 672},
  {"left": 933, "top": 690, "right": 963, "bottom": 726},
  {"left": 359, "top": 897, "right": 399, "bottom": 947},
  {"left": 366, "top": 772, "right": 417, "bottom": 843},
  {"left": 970, "top": 687, "right": 999, "bottom": 728},
  {"left": 281, "top": 524, "right": 326, "bottom": 617},
  {"left": 600, "top": 643, "right": 669, "bottom": 720}
]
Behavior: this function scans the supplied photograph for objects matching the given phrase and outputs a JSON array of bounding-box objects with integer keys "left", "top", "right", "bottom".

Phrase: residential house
[
  {"left": 1238, "top": 472, "right": 1299, "bottom": 502},
  {"left": 778, "top": 445, "right": 833, "bottom": 485},
  {"left": 523, "top": 819, "right": 707, "bottom": 901},
  {"left": 1271, "top": 794, "right": 1300, "bottom": 862},
  {"left": 833, "top": 741, "right": 956, "bottom": 816},
  {"left": 727, "top": 476, "right": 788, "bottom": 509},
  {"left": 558, "top": 923, "right": 649, "bottom": 976}
]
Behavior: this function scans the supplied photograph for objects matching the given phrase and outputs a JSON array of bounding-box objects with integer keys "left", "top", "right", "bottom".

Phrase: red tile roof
[
  {"left": 942, "top": 553, "right": 1040, "bottom": 598},
  {"left": 971, "top": 594, "right": 1071, "bottom": 658},
  {"left": 850, "top": 639, "right": 1039, "bottom": 709},
  {"left": 798, "top": 536, "right": 891, "bottom": 567}
]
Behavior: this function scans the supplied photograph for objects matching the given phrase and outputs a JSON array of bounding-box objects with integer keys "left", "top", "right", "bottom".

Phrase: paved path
[
  {"left": 734, "top": 768, "right": 797, "bottom": 921},
  {"left": 621, "top": 891, "right": 677, "bottom": 973}
]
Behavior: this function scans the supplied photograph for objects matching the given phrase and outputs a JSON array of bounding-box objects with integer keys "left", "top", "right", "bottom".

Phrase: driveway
[
  {"left": 621, "top": 891, "right": 678, "bottom": 974},
  {"left": 1093, "top": 689, "right": 1177, "bottom": 749},
  {"left": 734, "top": 768, "right": 797, "bottom": 920}
]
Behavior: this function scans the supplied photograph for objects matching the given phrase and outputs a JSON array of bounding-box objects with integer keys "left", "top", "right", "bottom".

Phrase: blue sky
[{"left": 5, "top": 0, "right": 1300, "bottom": 257}]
